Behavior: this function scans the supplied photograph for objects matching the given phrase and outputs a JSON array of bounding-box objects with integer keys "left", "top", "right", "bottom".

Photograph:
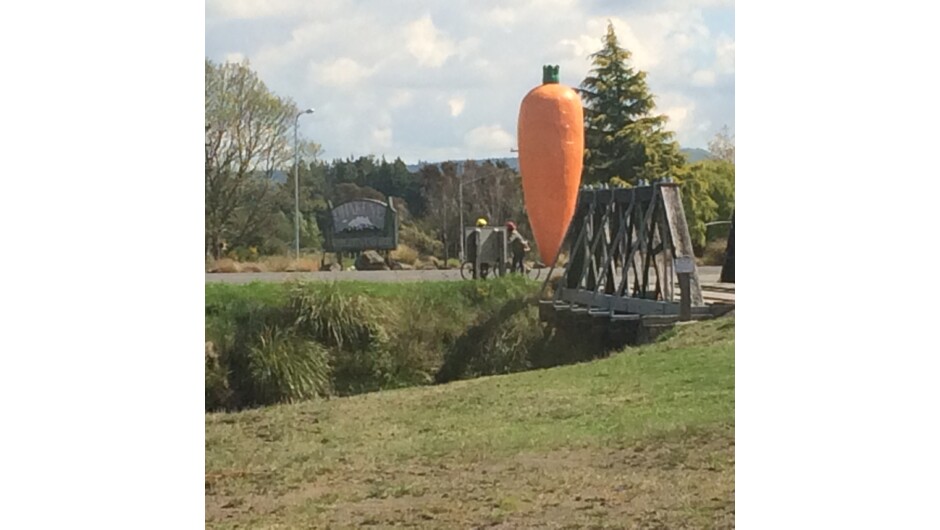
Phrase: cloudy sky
[{"left": 205, "top": 0, "right": 734, "bottom": 164}]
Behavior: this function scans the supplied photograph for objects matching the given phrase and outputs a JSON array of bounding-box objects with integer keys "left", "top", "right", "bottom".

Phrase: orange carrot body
[{"left": 517, "top": 67, "right": 584, "bottom": 265}]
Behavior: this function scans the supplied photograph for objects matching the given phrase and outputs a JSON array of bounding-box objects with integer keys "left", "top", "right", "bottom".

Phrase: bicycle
[
  {"left": 460, "top": 260, "right": 493, "bottom": 280},
  {"left": 460, "top": 259, "right": 542, "bottom": 281},
  {"left": 510, "top": 260, "right": 542, "bottom": 281}
]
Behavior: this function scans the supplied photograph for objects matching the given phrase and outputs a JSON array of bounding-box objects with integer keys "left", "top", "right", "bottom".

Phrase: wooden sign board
[{"left": 675, "top": 256, "right": 695, "bottom": 274}]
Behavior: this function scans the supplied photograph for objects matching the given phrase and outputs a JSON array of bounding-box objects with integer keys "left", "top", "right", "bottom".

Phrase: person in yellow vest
[{"left": 466, "top": 218, "right": 490, "bottom": 279}]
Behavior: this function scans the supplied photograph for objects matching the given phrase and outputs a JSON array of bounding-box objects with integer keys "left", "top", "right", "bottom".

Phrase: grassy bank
[
  {"left": 206, "top": 277, "right": 547, "bottom": 410},
  {"left": 205, "top": 316, "right": 735, "bottom": 528}
]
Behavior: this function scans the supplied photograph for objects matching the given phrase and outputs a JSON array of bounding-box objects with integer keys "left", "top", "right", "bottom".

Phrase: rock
[
  {"left": 429, "top": 256, "right": 444, "bottom": 270},
  {"left": 325, "top": 262, "right": 343, "bottom": 272},
  {"left": 389, "top": 260, "right": 415, "bottom": 271},
  {"left": 355, "top": 250, "right": 389, "bottom": 271}
]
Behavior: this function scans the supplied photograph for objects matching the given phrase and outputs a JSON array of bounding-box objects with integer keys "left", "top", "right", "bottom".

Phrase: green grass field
[{"left": 206, "top": 315, "right": 735, "bottom": 528}]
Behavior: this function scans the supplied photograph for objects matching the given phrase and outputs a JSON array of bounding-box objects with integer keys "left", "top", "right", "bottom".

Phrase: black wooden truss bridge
[{"left": 538, "top": 181, "right": 734, "bottom": 329}]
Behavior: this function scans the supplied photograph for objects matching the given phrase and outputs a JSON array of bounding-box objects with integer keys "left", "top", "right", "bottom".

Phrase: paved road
[{"left": 205, "top": 266, "right": 724, "bottom": 285}]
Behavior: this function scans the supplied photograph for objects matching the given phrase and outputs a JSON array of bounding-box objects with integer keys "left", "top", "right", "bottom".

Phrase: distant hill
[{"left": 681, "top": 148, "right": 713, "bottom": 163}]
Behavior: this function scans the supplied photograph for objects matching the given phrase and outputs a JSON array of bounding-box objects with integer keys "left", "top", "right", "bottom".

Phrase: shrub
[
  {"left": 437, "top": 285, "right": 614, "bottom": 383},
  {"left": 390, "top": 244, "right": 419, "bottom": 265},
  {"left": 437, "top": 299, "right": 544, "bottom": 383},
  {"left": 285, "top": 283, "right": 407, "bottom": 395},
  {"left": 205, "top": 277, "right": 547, "bottom": 404},
  {"left": 262, "top": 255, "right": 292, "bottom": 272},
  {"left": 286, "top": 257, "right": 320, "bottom": 272},
  {"left": 400, "top": 223, "right": 443, "bottom": 257},
  {"left": 458, "top": 274, "right": 533, "bottom": 307},
  {"left": 208, "top": 258, "right": 240, "bottom": 273},
  {"left": 240, "top": 327, "right": 332, "bottom": 405},
  {"left": 205, "top": 341, "right": 233, "bottom": 410},
  {"left": 228, "top": 246, "right": 260, "bottom": 262},
  {"left": 261, "top": 238, "right": 290, "bottom": 257},
  {"left": 288, "top": 282, "right": 391, "bottom": 350}
]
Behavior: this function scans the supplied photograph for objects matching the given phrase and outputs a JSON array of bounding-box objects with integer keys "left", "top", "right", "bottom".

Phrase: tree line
[{"left": 205, "top": 22, "right": 734, "bottom": 261}]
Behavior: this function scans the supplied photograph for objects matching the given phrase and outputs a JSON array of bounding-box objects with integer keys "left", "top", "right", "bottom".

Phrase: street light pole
[
  {"left": 458, "top": 174, "right": 464, "bottom": 261},
  {"left": 294, "top": 108, "right": 315, "bottom": 259}
]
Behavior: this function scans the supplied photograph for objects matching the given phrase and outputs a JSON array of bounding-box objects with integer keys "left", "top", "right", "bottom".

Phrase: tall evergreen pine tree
[{"left": 579, "top": 22, "right": 684, "bottom": 185}]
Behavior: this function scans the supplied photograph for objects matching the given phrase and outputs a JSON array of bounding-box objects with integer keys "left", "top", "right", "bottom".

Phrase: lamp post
[{"left": 294, "top": 108, "right": 315, "bottom": 259}]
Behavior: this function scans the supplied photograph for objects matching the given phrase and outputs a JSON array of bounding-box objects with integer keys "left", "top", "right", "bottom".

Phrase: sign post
[{"left": 675, "top": 256, "right": 695, "bottom": 321}]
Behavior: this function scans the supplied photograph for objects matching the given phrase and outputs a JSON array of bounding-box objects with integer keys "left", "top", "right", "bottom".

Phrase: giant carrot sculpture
[{"left": 517, "top": 65, "right": 584, "bottom": 265}]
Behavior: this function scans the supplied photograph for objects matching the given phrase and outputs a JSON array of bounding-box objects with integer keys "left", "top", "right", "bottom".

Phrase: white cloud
[
  {"left": 316, "top": 57, "right": 374, "bottom": 87},
  {"left": 206, "top": 0, "right": 734, "bottom": 161},
  {"left": 655, "top": 92, "right": 699, "bottom": 144},
  {"left": 405, "top": 15, "right": 456, "bottom": 68},
  {"left": 580, "top": 17, "right": 661, "bottom": 72},
  {"left": 206, "top": 0, "right": 347, "bottom": 21},
  {"left": 206, "top": 0, "right": 299, "bottom": 20},
  {"left": 715, "top": 34, "right": 735, "bottom": 74},
  {"left": 484, "top": 8, "right": 517, "bottom": 29},
  {"left": 662, "top": 106, "right": 690, "bottom": 132},
  {"left": 691, "top": 69, "right": 716, "bottom": 87},
  {"left": 558, "top": 34, "right": 601, "bottom": 60},
  {"left": 388, "top": 90, "right": 414, "bottom": 109},
  {"left": 448, "top": 96, "right": 466, "bottom": 117},
  {"left": 224, "top": 52, "right": 245, "bottom": 64},
  {"left": 456, "top": 37, "right": 482, "bottom": 60},
  {"left": 371, "top": 126, "right": 393, "bottom": 150},
  {"left": 465, "top": 125, "right": 514, "bottom": 152}
]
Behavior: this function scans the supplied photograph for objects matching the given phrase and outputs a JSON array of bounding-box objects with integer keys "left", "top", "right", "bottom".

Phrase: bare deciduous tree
[
  {"left": 708, "top": 125, "right": 735, "bottom": 164},
  {"left": 205, "top": 59, "right": 297, "bottom": 257}
]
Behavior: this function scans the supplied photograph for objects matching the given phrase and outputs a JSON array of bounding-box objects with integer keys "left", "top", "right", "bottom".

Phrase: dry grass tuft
[
  {"left": 207, "top": 254, "right": 327, "bottom": 273},
  {"left": 261, "top": 255, "right": 292, "bottom": 272},
  {"left": 208, "top": 258, "right": 240, "bottom": 273},
  {"left": 390, "top": 244, "right": 419, "bottom": 265},
  {"left": 286, "top": 258, "right": 320, "bottom": 272},
  {"left": 240, "top": 263, "right": 265, "bottom": 273}
]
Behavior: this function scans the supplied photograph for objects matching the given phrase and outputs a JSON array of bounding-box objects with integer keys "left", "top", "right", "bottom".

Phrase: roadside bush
[
  {"left": 205, "top": 342, "right": 232, "bottom": 410},
  {"left": 390, "top": 244, "right": 419, "bottom": 265},
  {"left": 208, "top": 258, "right": 240, "bottom": 273},
  {"left": 437, "top": 290, "right": 615, "bottom": 383},
  {"left": 288, "top": 282, "right": 391, "bottom": 350},
  {"left": 262, "top": 255, "right": 292, "bottom": 272},
  {"left": 285, "top": 257, "right": 320, "bottom": 272},
  {"left": 458, "top": 274, "right": 533, "bottom": 308},
  {"left": 287, "top": 282, "right": 403, "bottom": 395},
  {"left": 220, "top": 303, "right": 298, "bottom": 408},
  {"left": 228, "top": 246, "right": 260, "bottom": 262},
  {"left": 239, "top": 327, "right": 332, "bottom": 406},
  {"left": 400, "top": 223, "right": 443, "bottom": 257},
  {"left": 437, "top": 299, "right": 544, "bottom": 382},
  {"left": 205, "top": 277, "right": 547, "bottom": 408}
]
